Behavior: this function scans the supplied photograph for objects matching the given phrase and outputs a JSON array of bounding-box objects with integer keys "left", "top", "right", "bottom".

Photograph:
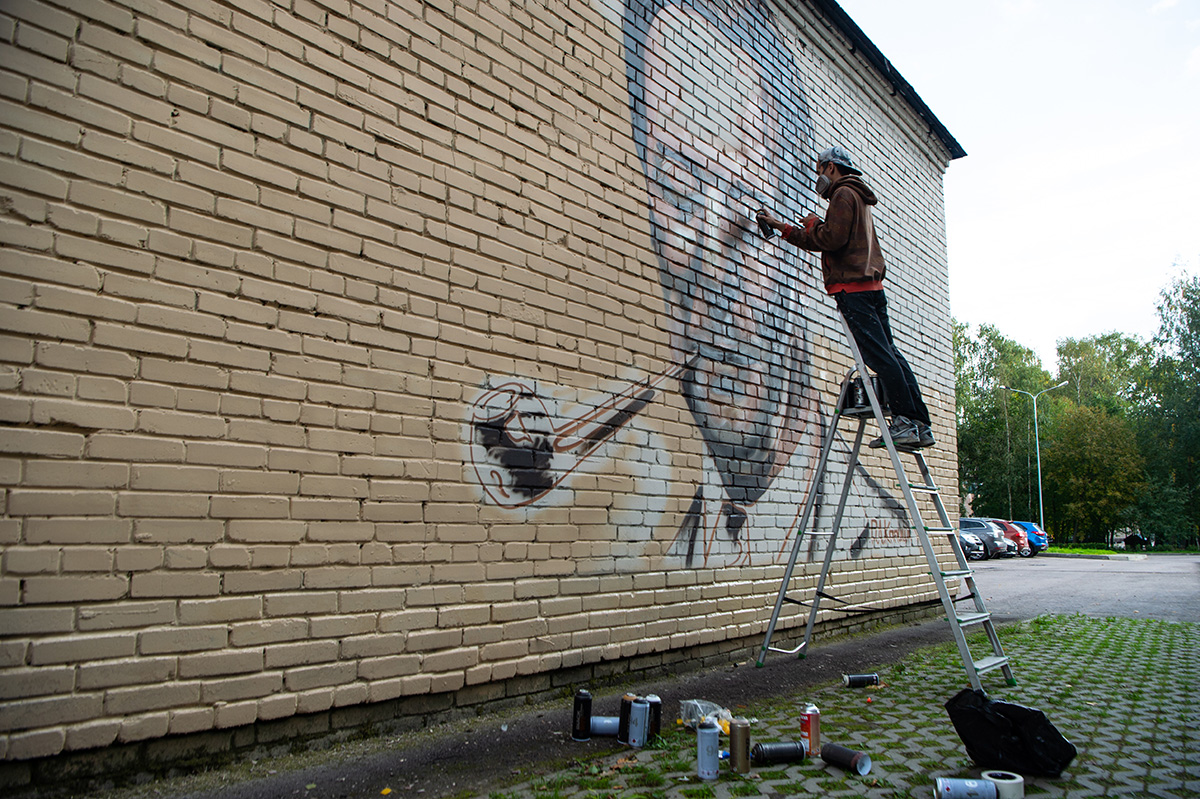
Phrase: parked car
[
  {"left": 988, "top": 518, "right": 1032, "bottom": 557},
  {"left": 1012, "top": 521, "right": 1048, "bottom": 554},
  {"left": 959, "top": 518, "right": 1017, "bottom": 558},
  {"left": 957, "top": 529, "right": 988, "bottom": 560}
]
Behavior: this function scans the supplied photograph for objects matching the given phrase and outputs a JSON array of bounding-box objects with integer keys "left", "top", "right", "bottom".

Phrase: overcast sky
[{"left": 835, "top": 0, "right": 1200, "bottom": 369}]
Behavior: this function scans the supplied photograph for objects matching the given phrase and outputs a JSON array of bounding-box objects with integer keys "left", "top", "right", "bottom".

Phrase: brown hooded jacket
[{"left": 784, "top": 175, "right": 886, "bottom": 290}]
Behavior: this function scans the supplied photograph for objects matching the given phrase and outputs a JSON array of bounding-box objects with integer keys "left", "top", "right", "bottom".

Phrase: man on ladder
[
  {"left": 756, "top": 147, "right": 1014, "bottom": 689},
  {"left": 758, "top": 145, "right": 934, "bottom": 451}
]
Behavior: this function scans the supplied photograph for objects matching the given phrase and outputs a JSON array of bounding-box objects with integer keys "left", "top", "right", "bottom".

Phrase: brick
[
  {"left": 200, "top": 672, "right": 281, "bottom": 703},
  {"left": 77, "top": 600, "right": 176, "bottom": 631},
  {"left": 30, "top": 633, "right": 135, "bottom": 665},
  {"left": 117, "top": 712, "right": 170, "bottom": 743},
  {"left": 0, "top": 666, "right": 74, "bottom": 700},
  {"left": 139, "top": 625, "right": 227, "bottom": 654},
  {"left": 178, "top": 649, "right": 263, "bottom": 678},
  {"left": 77, "top": 657, "right": 175, "bottom": 686},
  {"left": 132, "top": 519, "right": 222, "bottom": 544},
  {"left": 116, "top": 492, "right": 209, "bottom": 518},
  {"left": 88, "top": 434, "right": 184, "bottom": 462},
  {"left": 64, "top": 719, "right": 121, "bottom": 751},
  {"left": 7, "top": 727, "right": 66, "bottom": 759},
  {"left": 230, "top": 618, "right": 307, "bottom": 647},
  {"left": 168, "top": 706, "right": 215, "bottom": 735},
  {"left": 130, "top": 572, "right": 220, "bottom": 598},
  {"left": 22, "top": 575, "right": 128, "bottom": 604},
  {"left": 178, "top": 596, "right": 262, "bottom": 624},
  {"left": 105, "top": 682, "right": 201, "bottom": 715}
]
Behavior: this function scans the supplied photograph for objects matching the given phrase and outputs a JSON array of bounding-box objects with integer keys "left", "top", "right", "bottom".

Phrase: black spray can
[
  {"left": 821, "top": 743, "right": 872, "bottom": 775},
  {"left": 751, "top": 740, "right": 807, "bottom": 765},
  {"left": 571, "top": 688, "right": 592, "bottom": 741},
  {"left": 644, "top": 694, "right": 662, "bottom": 740},
  {"left": 842, "top": 673, "right": 880, "bottom": 688},
  {"left": 616, "top": 692, "right": 637, "bottom": 744}
]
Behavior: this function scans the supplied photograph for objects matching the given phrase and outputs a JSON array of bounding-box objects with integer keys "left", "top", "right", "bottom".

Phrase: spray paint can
[
  {"left": 934, "top": 777, "right": 999, "bottom": 798},
  {"left": 644, "top": 694, "right": 662, "bottom": 740},
  {"left": 628, "top": 698, "right": 650, "bottom": 747},
  {"left": 729, "top": 717, "right": 751, "bottom": 773},
  {"left": 617, "top": 693, "right": 637, "bottom": 744},
  {"left": 750, "top": 740, "right": 807, "bottom": 764},
  {"left": 843, "top": 673, "right": 880, "bottom": 688},
  {"left": 697, "top": 719, "right": 720, "bottom": 781},
  {"left": 571, "top": 689, "right": 592, "bottom": 741},
  {"left": 820, "top": 743, "right": 872, "bottom": 776},
  {"left": 590, "top": 715, "right": 619, "bottom": 736},
  {"left": 800, "top": 703, "right": 821, "bottom": 754}
]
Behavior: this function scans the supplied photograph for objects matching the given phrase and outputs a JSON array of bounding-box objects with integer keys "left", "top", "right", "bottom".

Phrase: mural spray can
[
  {"left": 697, "top": 719, "right": 720, "bottom": 780},
  {"left": 729, "top": 717, "right": 751, "bottom": 773},
  {"left": 645, "top": 694, "right": 662, "bottom": 739},
  {"left": 571, "top": 689, "right": 592, "bottom": 741},
  {"left": 800, "top": 703, "right": 821, "bottom": 754},
  {"left": 617, "top": 693, "right": 637, "bottom": 744},
  {"left": 627, "top": 697, "right": 650, "bottom": 747}
]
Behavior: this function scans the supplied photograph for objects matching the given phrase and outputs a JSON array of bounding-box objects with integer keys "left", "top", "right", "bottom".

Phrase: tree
[
  {"left": 955, "top": 322, "right": 1051, "bottom": 521},
  {"left": 1041, "top": 404, "right": 1146, "bottom": 545},
  {"left": 1129, "top": 272, "right": 1200, "bottom": 548},
  {"left": 1056, "top": 333, "right": 1153, "bottom": 416}
]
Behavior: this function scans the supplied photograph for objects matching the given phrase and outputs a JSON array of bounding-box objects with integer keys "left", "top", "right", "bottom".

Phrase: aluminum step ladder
[{"left": 755, "top": 310, "right": 1015, "bottom": 691}]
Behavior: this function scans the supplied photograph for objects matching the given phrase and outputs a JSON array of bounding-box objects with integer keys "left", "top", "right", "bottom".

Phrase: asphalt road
[{"left": 968, "top": 553, "right": 1200, "bottom": 622}]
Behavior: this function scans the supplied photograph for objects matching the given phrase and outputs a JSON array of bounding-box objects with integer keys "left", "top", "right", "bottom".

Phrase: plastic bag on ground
[
  {"left": 678, "top": 699, "right": 733, "bottom": 734},
  {"left": 944, "top": 688, "right": 1077, "bottom": 778}
]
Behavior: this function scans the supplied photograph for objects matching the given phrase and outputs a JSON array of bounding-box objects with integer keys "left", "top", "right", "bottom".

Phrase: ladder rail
[
  {"left": 792, "top": 420, "right": 868, "bottom": 655},
  {"left": 756, "top": 379, "right": 856, "bottom": 662},
  {"left": 756, "top": 309, "right": 1016, "bottom": 690}
]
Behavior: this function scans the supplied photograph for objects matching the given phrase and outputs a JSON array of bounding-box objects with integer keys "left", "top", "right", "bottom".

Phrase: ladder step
[
  {"left": 926, "top": 526, "right": 954, "bottom": 533},
  {"left": 956, "top": 612, "right": 991, "bottom": 627},
  {"left": 973, "top": 655, "right": 1009, "bottom": 674},
  {"left": 940, "top": 569, "right": 972, "bottom": 578},
  {"left": 906, "top": 484, "right": 939, "bottom": 493}
]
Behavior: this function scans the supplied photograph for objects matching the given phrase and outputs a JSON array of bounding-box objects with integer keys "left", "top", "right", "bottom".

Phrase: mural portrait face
[{"left": 625, "top": 0, "right": 819, "bottom": 555}]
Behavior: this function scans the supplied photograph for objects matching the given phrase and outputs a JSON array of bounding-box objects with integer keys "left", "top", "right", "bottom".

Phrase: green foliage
[
  {"left": 955, "top": 270, "right": 1199, "bottom": 546},
  {"left": 1041, "top": 404, "right": 1145, "bottom": 544},
  {"left": 954, "top": 322, "right": 1051, "bottom": 520},
  {"left": 1132, "top": 272, "right": 1200, "bottom": 548}
]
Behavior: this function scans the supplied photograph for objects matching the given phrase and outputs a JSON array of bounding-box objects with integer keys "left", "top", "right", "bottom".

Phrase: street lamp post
[{"left": 999, "top": 381, "right": 1068, "bottom": 532}]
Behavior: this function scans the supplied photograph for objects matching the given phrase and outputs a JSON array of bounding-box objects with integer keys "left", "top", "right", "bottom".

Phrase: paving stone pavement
[{"left": 485, "top": 615, "right": 1199, "bottom": 799}]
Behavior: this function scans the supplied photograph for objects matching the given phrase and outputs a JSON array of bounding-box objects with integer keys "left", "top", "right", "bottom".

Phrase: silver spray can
[
  {"left": 627, "top": 698, "right": 650, "bottom": 747},
  {"left": 934, "top": 777, "right": 998, "bottom": 798},
  {"left": 697, "top": 719, "right": 720, "bottom": 781},
  {"left": 729, "top": 717, "right": 751, "bottom": 773}
]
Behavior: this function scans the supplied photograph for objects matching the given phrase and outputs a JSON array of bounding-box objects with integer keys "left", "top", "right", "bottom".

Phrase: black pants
[{"left": 834, "top": 290, "right": 930, "bottom": 425}]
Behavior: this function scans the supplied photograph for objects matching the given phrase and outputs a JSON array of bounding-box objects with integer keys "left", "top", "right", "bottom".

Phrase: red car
[{"left": 987, "top": 519, "right": 1032, "bottom": 557}]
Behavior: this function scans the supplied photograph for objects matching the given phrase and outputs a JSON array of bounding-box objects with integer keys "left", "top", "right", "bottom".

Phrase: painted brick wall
[{"left": 0, "top": 0, "right": 960, "bottom": 760}]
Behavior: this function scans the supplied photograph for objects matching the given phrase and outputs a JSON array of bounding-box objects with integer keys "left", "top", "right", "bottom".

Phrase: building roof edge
[{"left": 808, "top": 0, "right": 967, "bottom": 160}]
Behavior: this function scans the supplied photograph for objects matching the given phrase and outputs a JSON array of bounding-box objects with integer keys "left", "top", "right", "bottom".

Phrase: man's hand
[
  {"left": 801, "top": 212, "right": 819, "bottom": 233},
  {"left": 756, "top": 209, "right": 784, "bottom": 234}
]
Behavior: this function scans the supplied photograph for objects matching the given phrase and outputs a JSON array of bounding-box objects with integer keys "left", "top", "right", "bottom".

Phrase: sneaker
[
  {"left": 869, "top": 415, "right": 920, "bottom": 449},
  {"left": 916, "top": 423, "right": 936, "bottom": 449}
]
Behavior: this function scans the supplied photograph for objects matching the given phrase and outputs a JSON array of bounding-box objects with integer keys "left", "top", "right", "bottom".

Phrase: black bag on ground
[{"left": 944, "top": 688, "right": 1077, "bottom": 777}]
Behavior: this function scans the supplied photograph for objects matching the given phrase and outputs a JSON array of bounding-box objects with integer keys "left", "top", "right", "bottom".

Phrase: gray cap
[{"left": 817, "top": 145, "right": 862, "bottom": 175}]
